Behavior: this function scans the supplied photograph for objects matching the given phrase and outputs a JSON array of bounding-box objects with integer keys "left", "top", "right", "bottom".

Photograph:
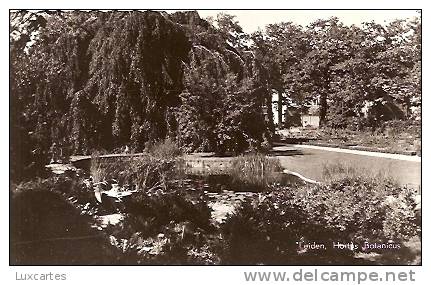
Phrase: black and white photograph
[{"left": 9, "top": 8, "right": 422, "bottom": 269}]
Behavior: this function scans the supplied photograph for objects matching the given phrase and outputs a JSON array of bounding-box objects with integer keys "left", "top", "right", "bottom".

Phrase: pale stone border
[
  {"left": 282, "top": 169, "right": 321, "bottom": 184},
  {"left": 293, "top": 144, "right": 421, "bottom": 162}
]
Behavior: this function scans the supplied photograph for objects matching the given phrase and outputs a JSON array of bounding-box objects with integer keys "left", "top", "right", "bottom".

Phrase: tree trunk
[
  {"left": 265, "top": 89, "right": 275, "bottom": 133},
  {"left": 405, "top": 96, "right": 411, "bottom": 119},
  {"left": 278, "top": 90, "right": 283, "bottom": 129},
  {"left": 319, "top": 93, "right": 327, "bottom": 126}
]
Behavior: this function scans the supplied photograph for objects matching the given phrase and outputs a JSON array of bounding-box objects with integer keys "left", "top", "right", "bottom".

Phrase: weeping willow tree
[{"left": 85, "top": 11, "right": 191, "bottom": 150}]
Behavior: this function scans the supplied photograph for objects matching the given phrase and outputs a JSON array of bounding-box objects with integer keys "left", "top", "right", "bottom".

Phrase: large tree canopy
[{"left": 251, "top": 16, "right": 421, "bottom": 128}]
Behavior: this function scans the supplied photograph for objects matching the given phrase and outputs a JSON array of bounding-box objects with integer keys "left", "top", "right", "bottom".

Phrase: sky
[{"left": 192, "top": 10, "right": 420, "bottom": 33}]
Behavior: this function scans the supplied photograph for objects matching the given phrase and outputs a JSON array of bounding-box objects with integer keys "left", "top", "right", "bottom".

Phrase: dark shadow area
[
  {"left": 268, "top": 148, "right": 304, "bottom": 156},
  {"left": 10, "top": 188, "right": 116, "bottom": 265}
]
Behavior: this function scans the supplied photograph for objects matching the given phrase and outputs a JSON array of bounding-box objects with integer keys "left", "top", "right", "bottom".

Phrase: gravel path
[{"left": 293, "top": 144, "right": 421, "bottom": 162}]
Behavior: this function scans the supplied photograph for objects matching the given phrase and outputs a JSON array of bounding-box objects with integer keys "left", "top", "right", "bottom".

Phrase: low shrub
[
  {"left": 293, "top": 179, "right": 419, "bottom": 244},
  {"left": 18, "top": 175, "right": 100, "bottom": 208},
  {"left": 220, "top": 193, "right": 357, "bottom": 265},
  {"left": 318, "top": 118, "right": 421, "bottom": 155},
  {"left": 378, "top": 120, "right": 421, "bottom": 138},
  {"left": 221, "top": 164, "right": 421, "bottom": 265},
  {"left": 106, "top": 192, "right": 217, "bottom": 264},
  {"left": 326, "top": 115, "right": 368, "bottom": 131},
  {"left": 220, "top": 197, "right": 297, "bottom": 264},
  {"left": 298, "top": 163, "right": 420, "bottom": 245},
  {"left": 121, "top": 192, "right": 214, "bottom": 236}
]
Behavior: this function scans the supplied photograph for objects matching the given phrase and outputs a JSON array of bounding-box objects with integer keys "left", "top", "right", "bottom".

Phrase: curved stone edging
[{"left": 282, "top": 169, "right": 320, "bottom": 184}]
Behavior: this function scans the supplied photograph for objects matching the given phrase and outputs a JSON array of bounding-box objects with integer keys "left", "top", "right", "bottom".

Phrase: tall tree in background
[
  {"left": 406, "top": 17, "right": 422, "bottom": 118},
  {"left": 252, "top": 22, "right": 308, "bottom": 128},
  {"left": 329, "top": 18, "right": 421, "bottom": 128},
  {"left": 300, "top": 17, "right": 351, "bottom": 125},
  {"left": 214, "top": 13, "right": 250, "bottom": 50},
  {"left": 383, "top": 18, "right": 422, "bottom": 118}
]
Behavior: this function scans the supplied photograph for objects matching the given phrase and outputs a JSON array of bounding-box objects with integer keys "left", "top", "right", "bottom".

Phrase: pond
[
  {"left": 159, "top": 173, "right": 305, "bottom": 223},
  {"left": 91, "top": 172, "right": 309, "bottom": 225},
  {"left": 182, "top": 173, "right": 307, "bottom": 193}
]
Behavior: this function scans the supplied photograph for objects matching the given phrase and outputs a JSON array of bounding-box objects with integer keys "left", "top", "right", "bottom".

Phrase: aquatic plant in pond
[
  {"left": 90, "top": 149, "right": 184, "bottom": 192},
  {"left": 229, "top": 153, "right": 283, "bottom": 190}
]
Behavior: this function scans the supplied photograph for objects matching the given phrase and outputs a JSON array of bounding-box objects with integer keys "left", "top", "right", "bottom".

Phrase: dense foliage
[
  {"left": 221, "top": 175, "right": 421, "bottom": 265},
  {"left": 251, "top": 16, "right": 421, "bottom": 128},
  {"left": 10, "top": 10, "right": 421, "bottom": 183},
  {"left": 10, "top": 10, "right": 272, "bottom": 181}
]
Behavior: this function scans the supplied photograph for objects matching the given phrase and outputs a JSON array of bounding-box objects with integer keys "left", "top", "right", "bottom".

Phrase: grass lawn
[{"left": 276, "top": 146, "right": 421, "bottom": 189}]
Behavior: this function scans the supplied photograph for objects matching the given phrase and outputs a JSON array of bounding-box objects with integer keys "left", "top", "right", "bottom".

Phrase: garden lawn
[{"left": 276, "top": 146, "right": 421, "bottom": 189}]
